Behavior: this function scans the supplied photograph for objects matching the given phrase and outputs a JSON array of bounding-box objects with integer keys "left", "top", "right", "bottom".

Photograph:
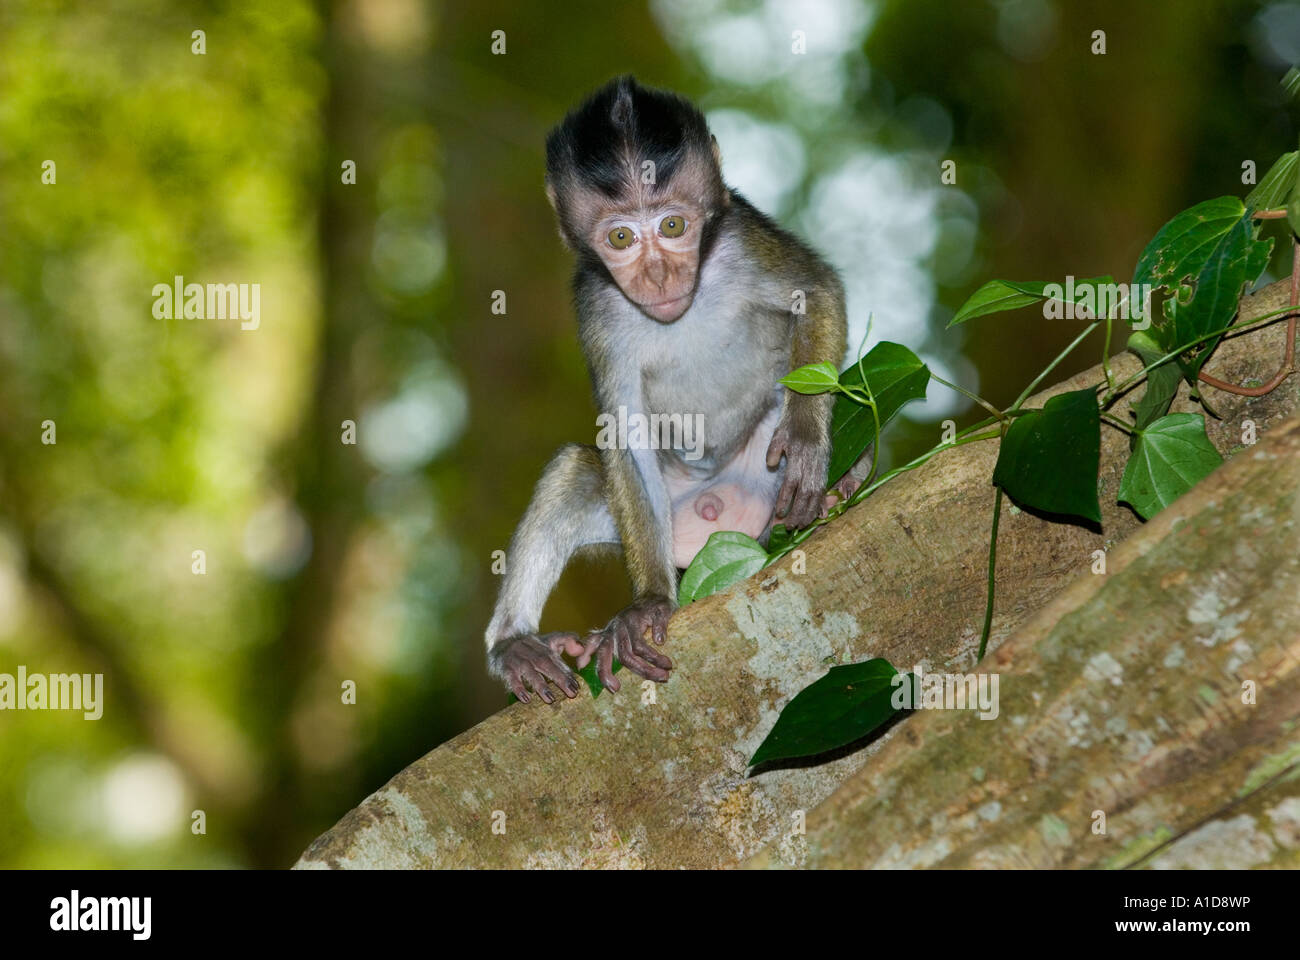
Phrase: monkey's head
[{"left": 545, "top": 75, "right": 728, "bottom": 324}]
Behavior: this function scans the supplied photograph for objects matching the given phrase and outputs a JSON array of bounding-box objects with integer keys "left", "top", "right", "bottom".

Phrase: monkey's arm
[
  {"left": 567, "top": 304, "right": 676, "bottom": 688},
  {"left": 766, "top": 253, "right": 848, "bottom": 528},
  {"left": 485, "top": 444, "right": 616, "bottom": 703}
]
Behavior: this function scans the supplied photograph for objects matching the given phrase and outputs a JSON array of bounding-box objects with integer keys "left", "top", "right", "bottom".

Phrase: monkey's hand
[
  {"left": 576, "top": 596, "right": 674, "bottom": 692},
  {"left": 766, "top": 414, "right": 830, "bottom": 530},
  {"left": 489, "top": 631, "right": 586, "bottom": 704}
]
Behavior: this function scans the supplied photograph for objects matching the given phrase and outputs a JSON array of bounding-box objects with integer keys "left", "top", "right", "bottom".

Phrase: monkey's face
[{"left": 590, "top": 205, "right": 704, "bottom": 323}]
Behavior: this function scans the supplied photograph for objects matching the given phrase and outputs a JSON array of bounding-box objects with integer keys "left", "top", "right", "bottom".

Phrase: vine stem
[
  {"left": 1100, "top": 411, "right": 1135, "bottom": 434},
  {"left": 930, "top": 373, "right": 1006, "bottom": 422},
  {"left": 1011, "top": 321, "right": 1101, "bottom": 412},
  {"left": 977, "top": 486, "right": 1004, "bottom": 662},
  {"left": 1100, "top": 303, "right": 1299, "bottom": 407},
  {"left": 1102, "top": 306, "right": 1117, "bottom": 393}
]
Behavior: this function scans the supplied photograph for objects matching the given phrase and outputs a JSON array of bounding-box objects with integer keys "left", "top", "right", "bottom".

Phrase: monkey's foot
[
  {"left": 577, "top": 596, "right": 675, "bottom": 691},
  {"left": 490, "top": 631, "right": 585, "bottom": 704},
  {"left": 822, "top": 474, "right": 862, "bottom": 517}
]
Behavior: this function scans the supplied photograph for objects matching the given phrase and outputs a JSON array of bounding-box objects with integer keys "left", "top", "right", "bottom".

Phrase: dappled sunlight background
[{"left": 0, "top": 0, "right": 1294, "bottom": 867}]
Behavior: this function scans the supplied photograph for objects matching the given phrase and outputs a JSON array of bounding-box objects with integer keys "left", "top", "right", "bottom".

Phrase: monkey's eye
[
  {"left": 659, "top": 215, "right": 687, "bottom": 238},
  {"left": 607, "top": 226, "right": 636, "bottom": 249}
]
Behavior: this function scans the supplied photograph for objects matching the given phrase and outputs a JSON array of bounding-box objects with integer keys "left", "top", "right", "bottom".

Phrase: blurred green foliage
[{"left": 0, "top": 0, "right": 1294, "bottom": 867}]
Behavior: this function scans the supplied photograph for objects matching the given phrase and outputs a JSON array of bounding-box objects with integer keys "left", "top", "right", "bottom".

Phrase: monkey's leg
[
  {"left": 486, "top": 444, "right": 619, "bottom": 703},
  {"left": 574, "top": 444, "right": 679, "bottom": 692},
  {"left": 825, "top": 445, "right": 876, "bottom": 515}
]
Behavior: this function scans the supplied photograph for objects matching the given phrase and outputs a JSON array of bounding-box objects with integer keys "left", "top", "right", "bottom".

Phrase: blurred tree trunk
[
  {"left": 250, "top": 1, "right": 375, "bottom": 867},
  {"left": 295, "top": 280, "right": 1299, "bottom": 869}
]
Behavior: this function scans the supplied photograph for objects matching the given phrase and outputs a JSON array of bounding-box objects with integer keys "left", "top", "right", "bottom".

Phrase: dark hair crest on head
[{"left": 545, "top": 75, "right": 717, "bottom": 201}]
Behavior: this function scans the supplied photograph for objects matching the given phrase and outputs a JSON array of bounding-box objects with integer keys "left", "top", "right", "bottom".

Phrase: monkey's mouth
[{"left": 641, "top": 294, "right": 693, "bottom": 323}]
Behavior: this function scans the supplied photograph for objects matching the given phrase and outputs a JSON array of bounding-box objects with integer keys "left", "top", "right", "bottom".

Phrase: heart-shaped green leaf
[
  {"left": 1119, "top": 413, "right": 1222, "bottom": 519},
  {"left": 993, "top": 389, "right": 1102, "bottom": 523},
  {"left": 678, "top": 530, "right": 769, "bottom": 604},
  {"left": 949, "top": 280, "right": 1050, "bottom": 326},
  {"left": 828, "top": 341, "right": 929, "bottom": 483},
  {"left": 749, "top": 659, "right": 910, "bottom": 766},
  {"left": 780, "top": 361, "right": 840, "bottom": 394}
]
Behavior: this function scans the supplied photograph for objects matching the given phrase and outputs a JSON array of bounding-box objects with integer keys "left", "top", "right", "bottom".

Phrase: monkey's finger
[
  {"left": 519, "top": 663, "right": 554, "bottom": 704},
  {"left": 765, "top": 438, "right": 787, "bottom": 470},
  {"left": 793, "top": 488, "right": 821, "bottom": 528},
  {"left": 617, "top": 623, "right": 671, "bottom": 681},
  {"left": 508, "top": 674, "right": 531, "bottom": 704},
  {"left": 536, "top": 654, "right": 580, "bottom": 699},
  {"left": 835, "top": 476, "right": 861, "bottom": 501},
  {"left": 649, "top": 612, "right": 669, "bottom": 646},
  {"left": 576, "top": 632, "right": 603, "bottom": 669},
  {"left": 821, "top": 490, "right": 842, "bottom": 519},
  {"left": 774, "top": 474, "right": 798, "bottom": 519},
  {"left": 631, "top": 634, "right": 673, "bottom": 673},
  {"left": 545, "top": 631, "right": 585, "bottom": 659},
  {"left": 597, "top": 638, "right": 619, "bottom": 692}
]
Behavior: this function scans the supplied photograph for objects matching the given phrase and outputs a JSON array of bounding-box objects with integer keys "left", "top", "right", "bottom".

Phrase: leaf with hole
[
  {"left": 1133, "top": 196, "right": 1245, "bottom": 296},
  {"left": 1161, "top": 210, "right": 1272, "bottom": 382}
]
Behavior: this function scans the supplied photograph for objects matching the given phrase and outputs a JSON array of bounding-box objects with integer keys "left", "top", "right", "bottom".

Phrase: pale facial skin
[{"left": 591, "top": 206, "right": 704, "bottom": 322}]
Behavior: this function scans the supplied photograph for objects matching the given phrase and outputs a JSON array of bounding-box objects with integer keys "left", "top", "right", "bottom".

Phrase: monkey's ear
[
  {"left": 544, "top": 180, "right": 577, "bottom": 250},
  {"left": 710, "top": 136, "right": 730, "bottom": 207}
]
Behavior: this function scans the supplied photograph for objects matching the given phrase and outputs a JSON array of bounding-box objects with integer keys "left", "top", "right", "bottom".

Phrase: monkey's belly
[{"left": 668, "top": 481, "right": 776, "bottom": 568}]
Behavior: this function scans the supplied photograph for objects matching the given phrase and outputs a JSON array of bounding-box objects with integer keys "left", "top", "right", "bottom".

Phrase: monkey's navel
[{"left": 695, "top": 492, "right": 724, "bottom": 522}]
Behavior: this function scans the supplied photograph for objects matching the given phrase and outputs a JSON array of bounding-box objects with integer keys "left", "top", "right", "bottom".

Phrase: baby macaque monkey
[{"left": 487, "top": 76, "right": 849, "bottom": 703}]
